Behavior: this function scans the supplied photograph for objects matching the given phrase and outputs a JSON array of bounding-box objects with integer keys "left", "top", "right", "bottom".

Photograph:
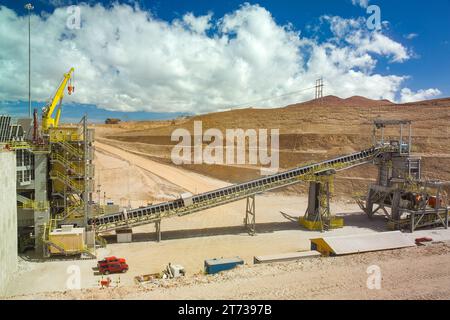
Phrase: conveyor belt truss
[{"left": 89, "top": 146, "right": 386, "bottom": 232}]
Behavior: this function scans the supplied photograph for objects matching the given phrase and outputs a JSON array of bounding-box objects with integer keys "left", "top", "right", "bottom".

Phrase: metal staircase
[
  {"left": 55, "top": 140, "right": 83, "bottom": 159},
  {"left": 48, "top": 122, "right": 93, "bottom": 228},
  {"left": 17, "top": 194, "right": 49, "bottom": 210},
  {"left": 50, "top": 154, "right": 83, "bottom": 176},
  {"left": 49, "top": 170, "right": 84, "bottom": 193},
  {"left": 55, "top": 202, "right": 84, "bottom": 220}
]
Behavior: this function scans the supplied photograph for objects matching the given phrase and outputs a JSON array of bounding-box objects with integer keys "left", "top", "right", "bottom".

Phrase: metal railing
[
  {"left": 18, "top": 200, "right": 49, "bottom": 211},
  {"left": 55, "top": 140, "right": 84, "bottom": 158},
  {"left": 49, "top": 170, "right": 84, "bottom": 193},
  {"left": 55, "top": 202, "right": 84, "bottom": 220},
  {"left": 50, "top": 154, "right": 83, "bottom": 175},
  {"left": 49, "top": 129, "right": 83, "bottom": 143}
]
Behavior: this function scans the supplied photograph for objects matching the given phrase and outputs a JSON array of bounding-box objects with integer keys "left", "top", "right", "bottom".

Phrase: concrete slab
[
  {"left": 254, "top": 251, "right": 321, "bottom": 264},
  {"left": 311, "top": 231, "right": 416, "bottom": 256}
]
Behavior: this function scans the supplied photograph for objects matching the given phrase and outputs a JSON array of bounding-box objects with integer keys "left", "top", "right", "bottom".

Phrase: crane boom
[{"left": 42, "top": 68, "right": 74, "bottom": 132}]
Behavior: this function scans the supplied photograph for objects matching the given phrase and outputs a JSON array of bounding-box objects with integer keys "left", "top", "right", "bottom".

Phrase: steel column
[{"left": 245, "top": 195, "right": 256, "bottom": 236}]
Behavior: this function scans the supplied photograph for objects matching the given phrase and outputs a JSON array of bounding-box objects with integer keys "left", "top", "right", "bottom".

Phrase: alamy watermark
[
  {"left": 366, "top": 5, "right": 382, "bottom": 30},
  {"left": 171, "top": 121, "right": 280, "bottom": 175},
  {"left": 66, "top": 5, "right": 81, "bottom": 30},
  {"left": 366, "top": 265, "right": 382, "bottom": 290},
  {"left": 66, "top": 265, "right": 81, "bottom": 290}
]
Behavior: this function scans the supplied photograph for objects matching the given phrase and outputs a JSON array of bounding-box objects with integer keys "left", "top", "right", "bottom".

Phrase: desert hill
[
  {"left": 94, "top": 95, "right": 450, "bottom": 196},
  {"left": 284, "top": 95, "right": 394, "bottom": 109}
]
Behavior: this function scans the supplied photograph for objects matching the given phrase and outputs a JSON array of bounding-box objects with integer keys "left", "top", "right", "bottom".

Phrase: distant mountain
[
  {"left": 284, "top": 95, "right": 394, "bottom": 109},
  {"left": 397, "top": 97, "right": 450, "bottom": 107}
]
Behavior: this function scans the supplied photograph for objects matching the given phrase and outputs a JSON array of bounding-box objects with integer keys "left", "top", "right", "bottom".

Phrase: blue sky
[{"left": 0, "top": 0, "right": 449, "bottom": 122}]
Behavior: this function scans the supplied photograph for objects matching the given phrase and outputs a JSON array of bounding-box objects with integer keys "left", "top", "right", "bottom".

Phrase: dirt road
[{"left": 96, "top": 140, "right": 229, "bottom": 194}]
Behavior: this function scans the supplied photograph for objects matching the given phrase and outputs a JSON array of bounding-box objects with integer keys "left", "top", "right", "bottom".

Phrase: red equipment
[{"left": 97, "top": 256, "right": 128, "bottom": 275}]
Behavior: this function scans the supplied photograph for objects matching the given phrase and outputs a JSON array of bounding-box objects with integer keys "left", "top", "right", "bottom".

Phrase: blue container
[{"left": 204, "top": 257, "right": 244, "bottom": 274}]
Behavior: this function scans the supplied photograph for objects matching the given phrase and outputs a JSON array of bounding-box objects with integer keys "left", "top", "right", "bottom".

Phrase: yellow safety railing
[
  {"left": 61, "top": 204, "right": 85, "bottom": 220},
  {"left": 96, "top": 234, "right": 108, "bottom": 248},
  {"left": 51, "top": 154, "right": 83, "bottom": 175},
  {"left": 18, "top": 200, "right": 50, "bottom": 211},
  {"left": 49, "top": 129, "right": 83, "bottom": 143},
  {"left": 6, "top": 141, "right": 32, "bottom": 150},
  {"left": 49, "top": 170, "right": 84, "bottom": 192},
  {"left": 56, "top": 140, "right": 84, "bottom": 158}
]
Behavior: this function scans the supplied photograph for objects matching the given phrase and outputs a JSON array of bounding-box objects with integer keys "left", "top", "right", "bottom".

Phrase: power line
[
  {"left": 227, "top": 85, "right": 317, "bottom": 110},
  {"left": 315, "top": 78, "right": 324, "bottom": 101}
]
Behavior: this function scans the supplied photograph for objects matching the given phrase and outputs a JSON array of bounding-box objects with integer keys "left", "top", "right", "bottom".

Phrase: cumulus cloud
[
  {"left": 404, "top": 33, "right": 419, "bottom": 40},
  {"left": 324, "top": 16, "right": 410, "bottom": 62},
  {"left": 0, "top": 3, "right": 441, "bottom": 113},
  {"left": 400, "top": 88, "right": 442, "bottom": 103},
  {"left": 351, "top": 0, "right": 370, "bottom": 8}
]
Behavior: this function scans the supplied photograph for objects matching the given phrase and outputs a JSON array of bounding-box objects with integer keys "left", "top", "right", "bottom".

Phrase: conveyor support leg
[
  {"left": 155, "top": 220, "right": 161, "bottom": 242},
  {"left": 245, "top": 195, "right": 256, "bottom": 236}
]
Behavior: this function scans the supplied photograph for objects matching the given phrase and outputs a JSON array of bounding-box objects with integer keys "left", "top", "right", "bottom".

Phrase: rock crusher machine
[{"left": 358, "top": 120, "right": 449, "bottom": 232}]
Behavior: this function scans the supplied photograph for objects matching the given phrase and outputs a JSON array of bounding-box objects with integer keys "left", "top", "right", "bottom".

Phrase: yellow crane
[{"left": 42, "top": 68, "right": 75, "bottom": 132}]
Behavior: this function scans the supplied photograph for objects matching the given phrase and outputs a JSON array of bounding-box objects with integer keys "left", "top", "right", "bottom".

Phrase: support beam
[
  {"left": 245, "top": 195, "right": 256, "bottom": 236},
  {"left": 445, "top": 208, "right": 449, "bottom": 230},
  {"left": 302, "top": 173, "right": 335, "bottom": 232},
  {"left": 155, "top": 220, "right": 161, "bottom": 242}
]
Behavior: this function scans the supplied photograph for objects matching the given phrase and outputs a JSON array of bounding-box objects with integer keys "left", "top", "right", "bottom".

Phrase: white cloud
[
  {"left": 351, "top": 0, "right": 370, "bottom": 8},
  {"left": 404, "top": 33, "right": 418, "bottom": 40},
  {"left": 180, "top": 12, "right": 213, "bottom": 34},
  {"left": 0, "top": 3, "right": 438, "bottom": 114},
  {"left": 324, "top": 16, "right": 410, "bottom": 62},
  {"left": 400, "top": 88, "right": 441, "bottom": 103}
]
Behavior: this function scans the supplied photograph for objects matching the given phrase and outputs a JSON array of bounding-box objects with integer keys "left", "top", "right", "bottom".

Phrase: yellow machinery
[
  {"left": 42, "top": 68, "right": 75, "bottom": 132},
  {"left": 39, "top": 68, "right": 96, "bottom": 257}
]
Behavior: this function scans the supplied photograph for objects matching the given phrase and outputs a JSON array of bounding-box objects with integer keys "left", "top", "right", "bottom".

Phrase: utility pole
[
  {"left": 315, "top": 78, "right": 324, "bottom": 103},
  {"left": 25, "top": 3, "right": 34, "bottom": 118}
]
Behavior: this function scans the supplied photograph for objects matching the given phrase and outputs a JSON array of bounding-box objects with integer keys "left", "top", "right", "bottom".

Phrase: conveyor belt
[{"left": 89, "top": 146, "right": 385, "bottom": 232}]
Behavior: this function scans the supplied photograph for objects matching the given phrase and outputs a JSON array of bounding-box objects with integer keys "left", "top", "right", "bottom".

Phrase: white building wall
[{"left": 0, "top": 151, "right": 18, "bottom": 296}]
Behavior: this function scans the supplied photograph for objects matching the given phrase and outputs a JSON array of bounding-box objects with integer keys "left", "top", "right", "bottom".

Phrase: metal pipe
[
  {"left": 25, "top": 3, "right": 34, "bottom": 118},
  {"left": 409, "top": 124, "right": 412, "bottom": 154},
  {"left": 400, "top": 124, "right": 403, "bottom": 154}
]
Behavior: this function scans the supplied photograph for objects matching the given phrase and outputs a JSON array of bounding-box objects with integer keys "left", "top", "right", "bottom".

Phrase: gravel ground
[{"left": 7, "top": 242, "right": 450, "bottom": 300}]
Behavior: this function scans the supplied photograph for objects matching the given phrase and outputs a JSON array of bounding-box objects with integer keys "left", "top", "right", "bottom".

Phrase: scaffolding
[
  {"left": 48, "top": 116, "right": 94, "bottom": 227},
  {"left": 360, "top": 120, "right": 449, "bottom": 232}
]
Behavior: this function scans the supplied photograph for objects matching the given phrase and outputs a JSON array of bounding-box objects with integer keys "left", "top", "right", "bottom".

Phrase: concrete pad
[
  {"left": 311, "top": 231, "right": 416, "bottom": 256},
  {"left": 254, "top": 250, "right": 321, "bottom": 264}
]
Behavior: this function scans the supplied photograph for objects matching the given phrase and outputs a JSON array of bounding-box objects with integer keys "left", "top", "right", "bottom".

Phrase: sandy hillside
[{"left": 92, "top": 96, "right": 450, "bottom": 197}]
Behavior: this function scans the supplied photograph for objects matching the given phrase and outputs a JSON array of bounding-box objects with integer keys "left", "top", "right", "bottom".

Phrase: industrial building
[
  {"left": 0, "top": 150, "right": 18, "bottom": 295},
  {"left": 1, "top": 68, "right": 96, "bottom": 258}
]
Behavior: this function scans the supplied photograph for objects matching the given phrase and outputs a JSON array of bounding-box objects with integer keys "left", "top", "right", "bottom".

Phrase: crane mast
[{"left": 42, "top": 68, "right": 75, "bottom": 132}]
